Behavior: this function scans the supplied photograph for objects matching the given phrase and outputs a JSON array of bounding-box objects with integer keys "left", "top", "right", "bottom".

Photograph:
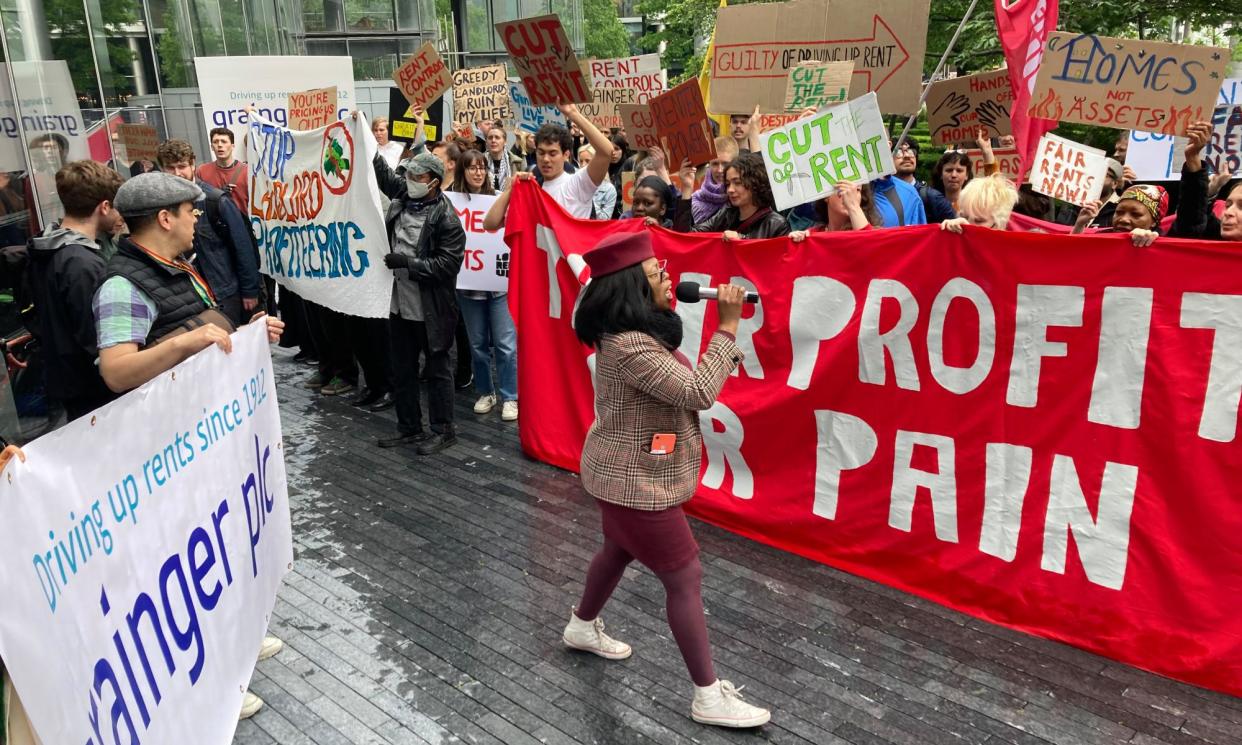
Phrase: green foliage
[
  {"left": 44, "top": 0, "right": 138, "bottom": 105},
  {"left": 636, "top": 0, "right": 718, "bottom": 79},
  {"left": 158, "top": 6, "right": 190, "bottom": 88},
  {"left": 584, "top": 0, "right": 633, "bottom": 58}
]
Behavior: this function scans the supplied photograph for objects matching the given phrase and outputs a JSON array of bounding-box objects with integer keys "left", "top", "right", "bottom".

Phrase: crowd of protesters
[{"left": 4, "top": 90, "right": 1239, "bottom": 738}]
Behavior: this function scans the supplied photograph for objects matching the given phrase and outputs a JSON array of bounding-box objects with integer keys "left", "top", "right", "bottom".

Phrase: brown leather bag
[{"left": 150, "top": 308, "right": 237, "bottom": 347}]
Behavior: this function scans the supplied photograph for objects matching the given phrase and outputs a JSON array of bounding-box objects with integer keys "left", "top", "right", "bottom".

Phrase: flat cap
[
  {"left": 114, "top": 172, "right": 204, "bottom": 217},
  {"left": 584, "top": 231, "right": 654, "bottom": 278},
  {"left": 403, "top": 152, "right": 445, "bottom": 181}
]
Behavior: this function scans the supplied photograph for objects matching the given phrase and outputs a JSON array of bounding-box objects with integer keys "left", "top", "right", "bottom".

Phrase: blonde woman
[{"left": 940, "top": 174, "right": 1019, "bottom": 232}]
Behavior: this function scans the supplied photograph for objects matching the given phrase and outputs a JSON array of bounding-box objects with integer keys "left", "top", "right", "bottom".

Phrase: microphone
[{"left": 675, "top": 281, "right": 759, "bottom": 304}]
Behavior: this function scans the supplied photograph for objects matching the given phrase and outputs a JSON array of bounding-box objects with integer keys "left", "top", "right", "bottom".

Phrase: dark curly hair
[
  {"left": 931, "top": 151, "right": 973, "bottom": 194},
  {"left": 727, "top": 152, "right": 775, "bottom": 211}
]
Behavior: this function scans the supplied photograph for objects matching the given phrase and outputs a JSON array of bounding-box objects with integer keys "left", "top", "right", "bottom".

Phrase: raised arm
[{"left": 560, "top": 103, "right": 613, "bottom": 186}]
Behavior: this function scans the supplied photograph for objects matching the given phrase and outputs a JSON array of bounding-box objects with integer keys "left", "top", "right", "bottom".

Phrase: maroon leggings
[{"left": 575, "top": 501, "right": 716, "bottom": 686}]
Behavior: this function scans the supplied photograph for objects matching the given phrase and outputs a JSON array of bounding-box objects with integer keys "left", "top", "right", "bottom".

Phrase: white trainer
[
  {"left": 562, "top": 609, "right": 632, "bottom": 660},
  {"left": 691, "top": 680, "right": 770, "bottom": 728},
  {"left": 258, "top": 635, "right": 284, "bottom": 661},
  {"left": 501, "top": 400, "right": 518, "bottom": 421},
  {"left": 474, "top": 394, "right": 498, "bottom": 414},
  {"left": 239, "top": 691, "right": 264, "bottom": 720}
]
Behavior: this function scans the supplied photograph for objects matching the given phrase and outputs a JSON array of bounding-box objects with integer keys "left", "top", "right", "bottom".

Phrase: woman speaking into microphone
[{"left": 562, "top": 231, "right": 770, "bottom": 729}]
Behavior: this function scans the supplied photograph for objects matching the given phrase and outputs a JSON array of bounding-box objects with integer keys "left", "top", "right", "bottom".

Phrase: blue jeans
[{"left": 457, "top": 291, "right": 517, "bottom": 401}]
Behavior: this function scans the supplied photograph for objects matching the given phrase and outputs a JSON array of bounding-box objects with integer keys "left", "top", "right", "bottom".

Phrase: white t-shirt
[
  {"left": 540, "top": 167, "right": 600, "bottom": 219},
  {"left": 377, "top": 140, "right": 405, "bottom": 168}
]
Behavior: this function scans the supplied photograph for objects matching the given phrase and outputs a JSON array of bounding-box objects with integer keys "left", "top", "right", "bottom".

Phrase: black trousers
[
  {"left": 348, "top": 316, "right": 393, "bottom": 393},
  {"left": 279, "top": 288, "right": 313, "bottom": 352},
  {"left": 306, "top": 302, "right": 357, "bottom": 384},
  {"left": 389, "top": 315, "right": 454, "bottom": 435}
]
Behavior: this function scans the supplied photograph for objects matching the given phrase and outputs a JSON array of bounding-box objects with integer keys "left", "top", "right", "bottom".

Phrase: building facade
[{"left": 0, "top": 0, "right": 582, "bottom": 234}]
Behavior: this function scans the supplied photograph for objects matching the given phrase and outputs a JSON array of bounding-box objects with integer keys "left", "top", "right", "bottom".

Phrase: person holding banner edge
[{"left": 566, "top": 230, "right": 771, "bottom": 729}]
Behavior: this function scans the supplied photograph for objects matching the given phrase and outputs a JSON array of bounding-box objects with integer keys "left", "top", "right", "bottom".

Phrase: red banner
[
  {"left": 995, "top": 0, "right": 1059, "bottom": 182},
  {"left": 504, "top": 180, "right": 1242, "bottom": 697}
]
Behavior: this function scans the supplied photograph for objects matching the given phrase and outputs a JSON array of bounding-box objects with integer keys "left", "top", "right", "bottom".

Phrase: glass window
[{"left": 346, "top": 0, "right": 394, "bottom": 31}]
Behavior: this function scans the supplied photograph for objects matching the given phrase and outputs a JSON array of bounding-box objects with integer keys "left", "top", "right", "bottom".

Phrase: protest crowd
[{"left": 1, "top": 0, "right": 1241, "bottom": 742}]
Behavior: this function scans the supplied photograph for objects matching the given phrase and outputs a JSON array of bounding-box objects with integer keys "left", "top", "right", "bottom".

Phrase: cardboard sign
[
  {"left": 621, "top": 171, "right": 636, "bottom": 212},
  {"left": 508, "top": 79, "right": 566, "bottom": 132},
  {"left": 1124, "top": 77, "right": 1239, "bottom": 179},
  {"left": 619, "top": 104, "right": 659, "bottom": 150},
  {"left": 287, "top": 85, "right": 338, "bottom": 130},
  {"left": 964, "top": 147, "right": 1023, "bottom": 181},
  {"left": 387, "top": 87, "right": 440, "bottom": 143},
  {"left": 116, "top": 123, "right": 159, "bottom": 162},
  {"left": 925, "top": 69, "right": 1014, "bottom": 147},
  {"left": 758, "top": 92, "right": 895, "bottom": 211},
  {"left": 579, "top": 54, "right": 666, "bottom": 128},
  {"left": 496, "top": 14, "right": 590, "bottom": 106},
  {"left": 1029, "top": 33, "right": 1230, "bottom": 135},
  {"left": 784, "top": 61, "right": 854, "bottom": 111},
  {"left": 452, "top": 65, "right": 511, "bottom": 125},
  {"left": 709, "top": 0, "right": 931, "bottom": 115},
  {"left": 392, "top": 41, "right": 452, "bottom": 112},
  {"left": 1030, "top": 133, "right": 1108, "bottom": 207},
  {"left": 649, "top": 79, "right": 716, "bottom": 168},
  {"left": 1204, "top": 104, "right": 1242, "bottom": 176}
]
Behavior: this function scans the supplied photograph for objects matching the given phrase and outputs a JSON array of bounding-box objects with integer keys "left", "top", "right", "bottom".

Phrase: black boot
[
  {"left": 416, "top": 428, "right": 457, "bottom": 455},
  {"left": 351, "top": 387, "right": 384, "bottom": 407},
  {"left": 378, "top": 431, "right": 430, "bottom": 448},
  {"left": 367, "top": 391, "right": 396, "bottom": 411}
]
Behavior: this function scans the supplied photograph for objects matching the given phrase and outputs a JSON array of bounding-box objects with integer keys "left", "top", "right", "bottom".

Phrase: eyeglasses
[
  {"left": 191, "top": 208, "right": 204, "bottom": 217},
  {"left": 895, "top": 145, "right": 916, "bottom": 155},
  {"left": 645, "top": 259, "right": 668, "bottom": 280},
  {"left": 466, "top": 164, "right": 488, "bottom": 172}
]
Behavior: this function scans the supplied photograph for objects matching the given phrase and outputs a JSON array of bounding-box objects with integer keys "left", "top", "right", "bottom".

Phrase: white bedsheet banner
[
  {"left": 0, "top": 323, "right": 292, "bottom": 745},
  {"left": 247, "top": 113, "right": 393, "bottom": 318}
]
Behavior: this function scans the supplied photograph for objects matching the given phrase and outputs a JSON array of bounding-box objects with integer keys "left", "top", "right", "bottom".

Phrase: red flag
[{"left": 994, "top": 0, "right": 1059, "bottom": 182}]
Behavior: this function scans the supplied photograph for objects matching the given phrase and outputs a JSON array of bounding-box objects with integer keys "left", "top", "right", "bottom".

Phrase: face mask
[{"left": 407, "top": 178, "right": 435, "bottom": 199}]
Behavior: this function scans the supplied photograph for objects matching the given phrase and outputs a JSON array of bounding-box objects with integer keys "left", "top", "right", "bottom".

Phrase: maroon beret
[{"left": 583, "top": 231, "right": 655, "bottom": 278}]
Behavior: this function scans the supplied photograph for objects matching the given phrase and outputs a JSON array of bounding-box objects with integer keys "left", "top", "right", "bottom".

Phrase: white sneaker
[
  {"left": 501, "top": 400, "right": 518, "bottom": 421},
  {"left": 258, "top": 635, "right": 284, "bottom": 661},
  {"left": 239, "top": 691, "right": 264, "bottom": 720},
  {"left": 474, "top": 394, "right": 498, "bottom": 414},
  {"left": 691, "top": 680, "right": 770, "bottom": 728},
  {"left": 562, "top": 609, "right": 632, "bottom": 660}
]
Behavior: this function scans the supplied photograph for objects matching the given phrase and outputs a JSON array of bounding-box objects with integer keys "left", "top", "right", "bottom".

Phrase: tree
[
  {"left": 584, "top": 0, "right": 633, "bottom": 58},
  {"left": 44, "top": 0, "right": 138, "bottom": 106},
  {"left": 637, "top": 0, "right": 718, "bottom": 81}
]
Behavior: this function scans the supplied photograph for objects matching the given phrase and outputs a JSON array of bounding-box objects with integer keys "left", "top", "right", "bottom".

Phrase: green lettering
[
  {"left": 809, "top": 152, "right": 835, "bottom": 192},
  {"left": 829, "top": 146, "right": 858, "bottom": 182},
  {"left": 767, "top": 131, "right": 790, "bottom": 164}
]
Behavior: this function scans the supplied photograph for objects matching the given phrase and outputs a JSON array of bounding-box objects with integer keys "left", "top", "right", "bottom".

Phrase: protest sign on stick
[
  {"left": 784, "top": 61, "right": 854, "bottom": 111},
  {"left": 1029, "top": 33, "right": 1230, "bottom": 135},
  {"left": 393, "top": 42, "right": 452, "bottom": 112},
  {"left": 620, "top": 104, "right": 659, "bottom": 150},
  {"left": 452, "top": 65, "right": 511, "bottom": 125},
  {"left": 759, "top": 92, "right": 895, "bottom": 211},
  {"left": 496, "top": 15, "right": 590, "bottom": 106},
  {"left": 649, "top": 79, "right": 716, "bottom": 168},
  {"left": 508, "top": 79, "right": 566, "bottom": 132},
  {"left": 116, "top": 123, "right": 159, "bottom": 162},
  {"left": 709, "top": 0, "right": 930, "bottom": 115},
  {"left": 1030, "top": 133, "right": 1108, "bottom": 207},
  {"left": 287, "top": 85, "right": 338, "bottom": 130},
  {"left": 925, "top": 69, "right": 1013, "bottom": 147}
]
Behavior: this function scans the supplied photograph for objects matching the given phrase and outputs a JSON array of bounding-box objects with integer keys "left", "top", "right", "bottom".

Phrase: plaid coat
[{"left": 581, "top": 330, "right": 743, "bottom": 510}]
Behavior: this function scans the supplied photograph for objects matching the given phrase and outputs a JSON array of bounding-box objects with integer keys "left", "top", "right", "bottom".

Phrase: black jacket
[
  {"left": 25, "top": 225, "right": 115, "bottom": 407},
  {"left": 675, "top": 202, "right": 791, "bottom": 238},
  {"left": 106, "top": 237, "right": 214, "bottom": 347},
  {"left": 1169, "top": 165, "right": 1220, "bottom": 240},
  {"left": 373, "top": 154, "right": 466, "bottom": 350},
  {"left": 191, "top": 180, "right": 261, "bottom": 301}
]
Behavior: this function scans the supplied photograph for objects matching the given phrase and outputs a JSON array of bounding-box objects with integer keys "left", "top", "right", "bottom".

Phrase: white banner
[
  {"left": 1125, "top": 77, "right": 1240, "bottom": 181},
  {"left": 758, "top": 92, "right": 895, "bottom": 212},
  {"left": 0, "top": 323, "right": 291, "bottom": 745},
  {"left": 194, "top": 56, "right": 357, "bottom": 146},
  {"left": 247, "top": 113, "right": 393, "bottom": 318},
  {"left": 449, "top": 192, "right": 509, "bottom": 292}
]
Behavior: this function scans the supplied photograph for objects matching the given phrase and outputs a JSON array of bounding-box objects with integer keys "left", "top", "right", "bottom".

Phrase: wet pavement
[{"left": 234, "top": 349, "right": 1242, "bottom": 745}]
